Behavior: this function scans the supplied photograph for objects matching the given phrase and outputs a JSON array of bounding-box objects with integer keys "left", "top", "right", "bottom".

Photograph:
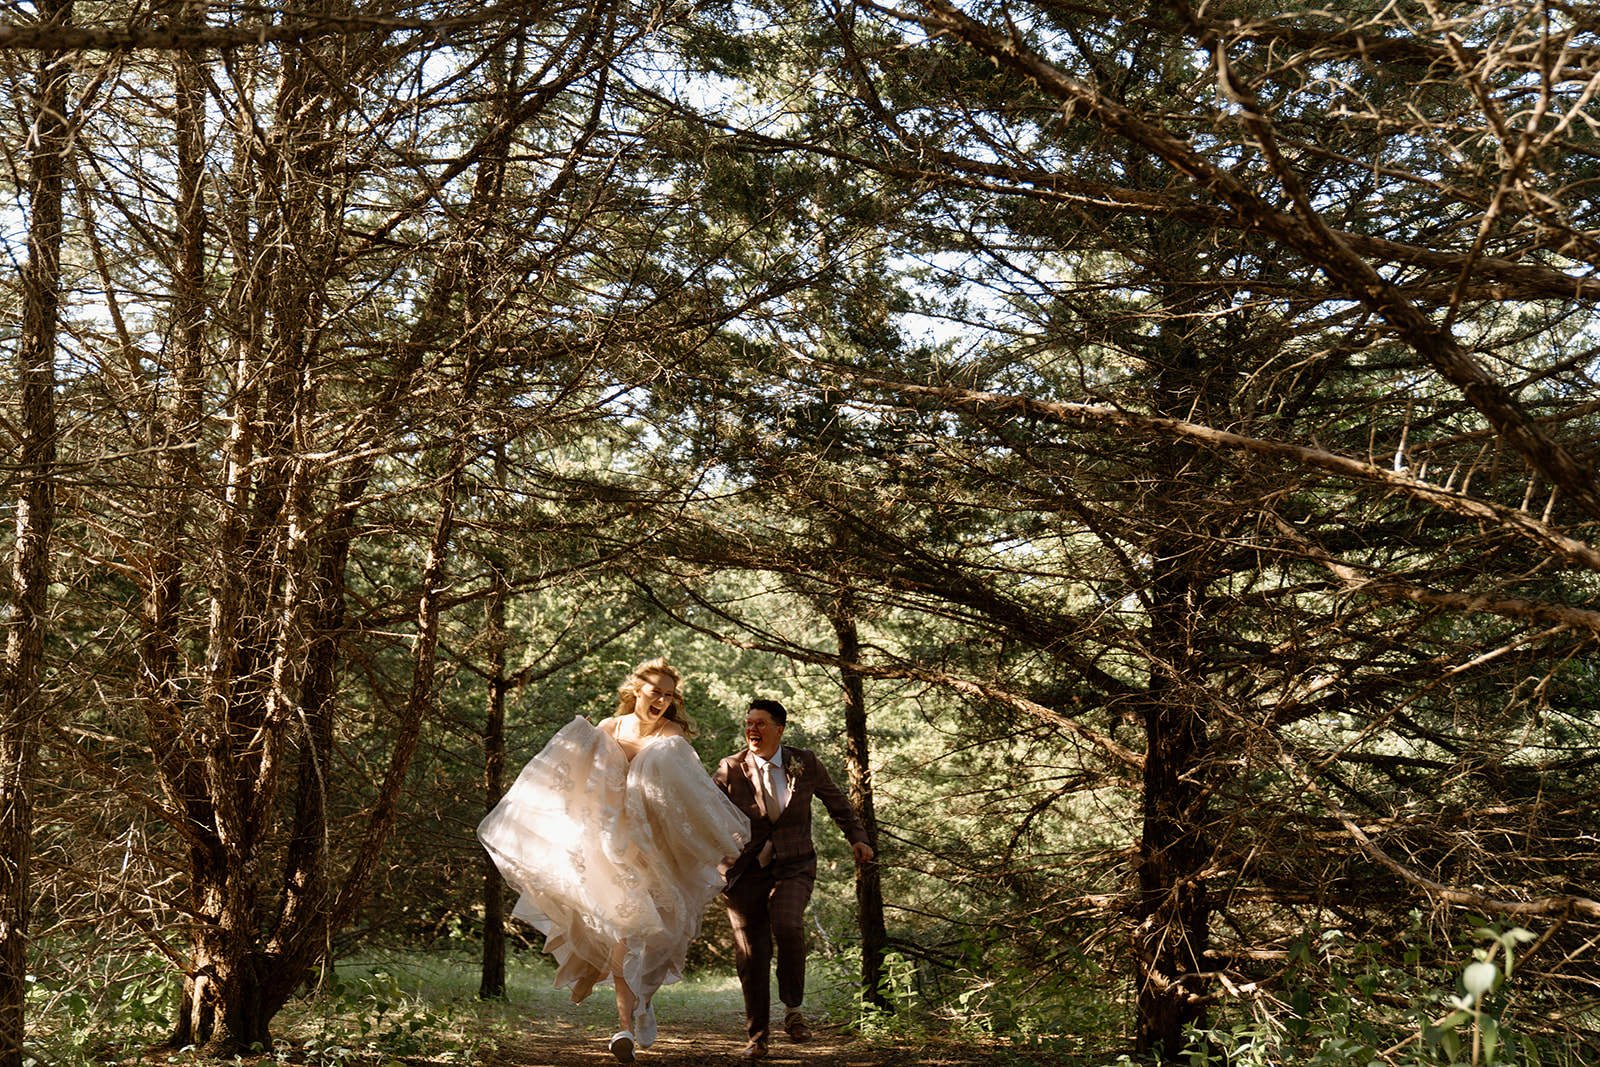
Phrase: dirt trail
[{"left": 483, "top": 1018, "right": 1001, "bottom": 1067}]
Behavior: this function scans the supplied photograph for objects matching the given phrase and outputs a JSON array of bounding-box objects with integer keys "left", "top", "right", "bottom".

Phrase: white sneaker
[
  {"left": 609, "top": 1031, "right": 635, "bottom": 1063},
  {"left": 635, "top": 1002, "right": 657, "bottom": 1048}
]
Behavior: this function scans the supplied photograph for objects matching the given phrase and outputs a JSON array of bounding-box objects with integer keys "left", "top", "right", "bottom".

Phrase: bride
[{"left": 477, "top": 658, "right": 750, "bottom": 1062}]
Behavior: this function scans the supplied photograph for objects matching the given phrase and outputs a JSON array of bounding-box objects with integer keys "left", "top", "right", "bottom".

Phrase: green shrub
[{"left": 1179, "top": 921, "right": 1590, "bottom": 1067}]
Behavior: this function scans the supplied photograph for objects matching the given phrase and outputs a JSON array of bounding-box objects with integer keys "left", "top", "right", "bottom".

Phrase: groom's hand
[{"left": 852, "top": 841, "right": 875, "bottom": 864}]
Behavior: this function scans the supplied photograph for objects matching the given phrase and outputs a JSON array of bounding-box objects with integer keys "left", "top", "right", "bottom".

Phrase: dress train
[{"left": 477, "top": 716, "right": 749, "bottom": 1033}]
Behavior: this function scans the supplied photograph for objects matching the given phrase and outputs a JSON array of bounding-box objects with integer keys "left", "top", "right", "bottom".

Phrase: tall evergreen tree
[{"left": 0, "top": 4, "right": 72, "bottom": 1062}]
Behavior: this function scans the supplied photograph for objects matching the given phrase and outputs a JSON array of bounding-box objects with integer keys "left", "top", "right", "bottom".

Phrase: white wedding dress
[{"left": 477, "top": 716, "right": 749, "bottom": 1035}]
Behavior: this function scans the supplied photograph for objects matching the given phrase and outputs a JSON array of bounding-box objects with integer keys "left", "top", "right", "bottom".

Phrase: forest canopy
[{"left": 3, "top": 0, "right": 1600, "bottom": 1064}]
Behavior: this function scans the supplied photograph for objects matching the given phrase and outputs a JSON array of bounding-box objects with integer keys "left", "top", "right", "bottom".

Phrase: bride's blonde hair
[{"left": 615, "top": 657, "right": 699, "bottom": 738}]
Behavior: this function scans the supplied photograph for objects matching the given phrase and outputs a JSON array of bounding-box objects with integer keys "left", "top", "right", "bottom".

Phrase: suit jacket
[{"left": 714, "top": 746, "right": 868, "bottom": 888}]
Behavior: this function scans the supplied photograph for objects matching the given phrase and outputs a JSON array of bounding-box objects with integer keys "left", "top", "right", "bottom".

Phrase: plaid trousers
[{"left": 724, "top": 863, "right": 814, "bottom": 1042}]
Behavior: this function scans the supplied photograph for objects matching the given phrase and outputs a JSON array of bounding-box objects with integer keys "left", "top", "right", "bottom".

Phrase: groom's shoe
[
  {"left": 608, "top": 1031, "right": 636, "bottom": 1063},
  {"left": 738, "top": 1037, "right": 768, "bottom": 1059},
  {"left": 784, "top": 1008, "right": 812, "bottom": 1042}
]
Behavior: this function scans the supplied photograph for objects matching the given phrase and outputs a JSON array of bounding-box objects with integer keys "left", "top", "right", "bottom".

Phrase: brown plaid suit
[{"left": 714, "top": 746, "right": 868, "bottom": 1044}]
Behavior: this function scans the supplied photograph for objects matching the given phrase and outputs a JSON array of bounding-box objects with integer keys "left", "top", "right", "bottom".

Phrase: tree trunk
[
  {"left": 173, "top": 856, "right": 277, "bottom": 1052},
  {"left": 479, "top": 436, "right": 512, "bottom": 998},
  {"left": 1134, "top": 305, "right": 1218, "bottom": 1060},
  {"left": 0, "top": 6, "right": 70, "bottom": 1064},
  {"left": 170, "top": 23, "right": 321, "bottom": 1050},
  {"left": 829, "top": 597, "right": 891, "bottom": 1012},
  {"left": 266, "top": 489, "right": 348, "bottom": 961},
  {"left": 268, "top": 49, "right": 521, "bottom": 1012},
  {"left": 1134, "top": 584, "right": 1211, "bottom": 1058},
  {"left": 480, "top": 542, "right": 511, "bottom": 999},
  {"left": 141, "top": 0, "right": 206, "bottom": 890}
]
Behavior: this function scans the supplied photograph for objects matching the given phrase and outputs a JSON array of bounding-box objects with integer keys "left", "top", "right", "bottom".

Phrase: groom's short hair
[{"left": 747, "top": 698, "right": 788, "bottom": 726}]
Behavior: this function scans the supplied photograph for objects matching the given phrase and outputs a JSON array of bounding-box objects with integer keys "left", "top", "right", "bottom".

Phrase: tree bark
[
  {"left": 1133, "top": 301, "right": 1219, "bottom": 1060},
  {"left": 479, "top": 542, "right": 511, "bottom": 999},
  {"left": 480, "top": 436, "right": 512, "bottom": 999},
  {"left": 829, "top": 595, "right": 891, "bottom": 1012},
  {"left": 173, "top": 19, "right": 325, "bottom": 1048},
  {"left": 141, "top": 4, "right": 208, "bottom": 953},
  {"left": 1135, "top": 571, "right": 1211, "bottom": 1058},
  {"left": 0, "top": 5, "right": 71, "bottom": 1063},
  {"left": 263, "top": 30, "right": 527, "bottom": 1018}
]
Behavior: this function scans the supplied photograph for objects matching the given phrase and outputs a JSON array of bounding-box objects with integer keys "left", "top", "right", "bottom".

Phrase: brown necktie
[
  {"left": 759, "top": 761, "right": 783, "bottom": 820},
  {"left": 755, "top": 762, "right": 778, "bottom": 866}
]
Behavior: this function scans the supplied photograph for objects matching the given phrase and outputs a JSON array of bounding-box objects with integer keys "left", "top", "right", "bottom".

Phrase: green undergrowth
[
  {"left": 33, "top": 949, "right": 754, "bottom": 1066},
  {"left": 30, "top": 928, "right": 1599, "bottom": 1067},
  {"left": 31, "top": 944, "right": 1088, "bottom": 1067}
]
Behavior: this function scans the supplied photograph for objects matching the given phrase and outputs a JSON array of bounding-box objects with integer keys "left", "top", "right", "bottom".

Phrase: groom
[{"left": 714, "top": 699, "right": 875, "bottom": 1060}]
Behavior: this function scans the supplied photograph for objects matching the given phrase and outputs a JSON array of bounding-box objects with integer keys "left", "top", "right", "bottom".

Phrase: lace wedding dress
[{"left": 477, "top": 715, "right": 749, "bottom": 1033}]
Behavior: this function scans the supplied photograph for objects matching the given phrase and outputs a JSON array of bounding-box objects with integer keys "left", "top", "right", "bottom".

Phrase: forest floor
[
  {"left": 480, "top": 1013, "right": 1014, "bottom": 1066},
  {"left": 113, "top": 1022, "right": 1010, "bottom": 1067},
  {"left": 112, "top": 1013, "right": 1030, "bottom": 1067},
  {"left": 458, "top": 963, "right": 1051, "bottom": 1067},
  {"left": 96, "top": 955, "right": 1065, "bottom": 1067}
]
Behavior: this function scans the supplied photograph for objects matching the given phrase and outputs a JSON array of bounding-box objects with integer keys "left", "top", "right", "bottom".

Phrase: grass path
[
  {"left": 92, "top": 953, "right": 1057, "bottom": 1067},
  {"left": 68, "top": 953, "right": 1073, "bottom": 1067},
  {"left": 475, "top": 980, "right": 1005, "bottom": 1066}
]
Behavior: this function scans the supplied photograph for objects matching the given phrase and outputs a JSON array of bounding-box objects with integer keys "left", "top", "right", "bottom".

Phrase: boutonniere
[{"left": 784, "top": 756, "right": 803, "bottom": 788}]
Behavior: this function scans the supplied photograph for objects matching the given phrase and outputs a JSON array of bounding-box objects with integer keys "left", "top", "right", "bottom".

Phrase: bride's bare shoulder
[{"left": 596, "top": 715, "right": 622, "bottom": 736}]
